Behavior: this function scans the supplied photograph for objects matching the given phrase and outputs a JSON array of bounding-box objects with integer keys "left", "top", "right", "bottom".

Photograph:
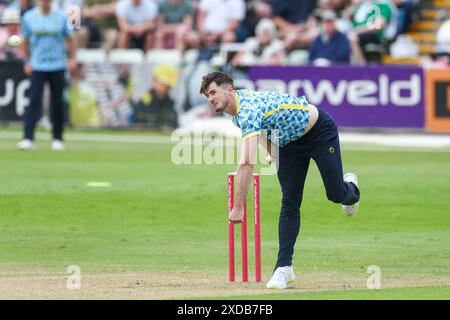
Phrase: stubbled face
[{"left": 204, "top": 82, "right": 232, "bottom": 114}]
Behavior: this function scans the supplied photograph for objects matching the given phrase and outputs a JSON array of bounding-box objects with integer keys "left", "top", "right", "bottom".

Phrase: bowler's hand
[
  {"left": 266, "top": 154, "right": 273, "bottom": 164},
  {"left": 229, "top": 207, "right": 244, "bottom": 224}
]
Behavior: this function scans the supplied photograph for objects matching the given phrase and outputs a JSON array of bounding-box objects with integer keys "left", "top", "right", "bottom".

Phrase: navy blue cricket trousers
[
  {"left": 275, "top": 108, "right": 360, "bottom": 269},
  {"left": 24, "top": 70, "right": 66, "bottom": 141}
]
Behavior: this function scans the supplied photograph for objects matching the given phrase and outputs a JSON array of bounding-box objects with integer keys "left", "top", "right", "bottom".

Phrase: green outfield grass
[{"left": 0, "top": 129, "right": 449, "bottom": 299}]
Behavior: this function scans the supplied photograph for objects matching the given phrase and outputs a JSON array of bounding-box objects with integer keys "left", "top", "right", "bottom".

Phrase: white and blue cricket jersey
[
  {"left": 231, "top": 89, "right": 311, "bottom": 147},
  {"left": 22, "top": 8, "right": 73, "bottom": 72}
]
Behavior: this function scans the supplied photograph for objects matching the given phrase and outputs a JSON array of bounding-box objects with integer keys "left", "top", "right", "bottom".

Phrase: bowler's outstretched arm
[{"left": 229, "top": 135, "right": 259, "bottom": 223}]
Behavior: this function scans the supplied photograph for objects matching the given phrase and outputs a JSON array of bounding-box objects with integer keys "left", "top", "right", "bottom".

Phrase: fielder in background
[
  {"left": 200, "top": 72, "right": 361, "bottom": 289},
  {"left": 17, "top": 0, "right": 77, "bottom": 151}
]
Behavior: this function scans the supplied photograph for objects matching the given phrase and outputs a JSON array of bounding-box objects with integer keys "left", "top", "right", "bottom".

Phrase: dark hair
[{"left": 199, "top": 72, "right": 234, "bottom": 95}]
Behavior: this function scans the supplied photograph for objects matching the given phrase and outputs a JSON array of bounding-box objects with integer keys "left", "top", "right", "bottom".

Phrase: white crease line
[{"left": 1, "top": 131, "right": 450, "bottom": 151}]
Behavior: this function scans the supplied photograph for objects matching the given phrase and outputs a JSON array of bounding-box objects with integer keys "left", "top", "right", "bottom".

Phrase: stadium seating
[
  {"left": 75, "top": 48, "right": 107, "bottom": 64},
  {"left": 383, "top": 0, "right": 449, "bottom": 64},
  {"left": 146, "top": 49, "right": 182, "bottom": 66},
  {"left": 404, "top": 0, "right": 449, "bottom": 56},
  {"left": 108, "top": 49, "right": 145, "bottom": 64}
]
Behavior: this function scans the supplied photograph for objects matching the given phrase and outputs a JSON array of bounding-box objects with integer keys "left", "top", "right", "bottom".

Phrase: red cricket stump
[
  {"left": 253, "top": 173, "right": 262, "bottom": 283},
  {"left": 228, "top": 174, "right": 235, "bottom": 282},
  {"left": 228, "top": 172, "right": 262, "bottom": 283},
  {"left": 241, "top": 202, "right": 248, "bottom": 282}
]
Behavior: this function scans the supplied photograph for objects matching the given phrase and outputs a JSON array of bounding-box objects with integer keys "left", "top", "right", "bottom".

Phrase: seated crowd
[{"left": 0, "top": 0, "right": 448, "bottom": 66}]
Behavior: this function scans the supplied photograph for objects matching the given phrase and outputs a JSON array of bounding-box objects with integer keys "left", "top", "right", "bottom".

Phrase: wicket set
[{"left": 228, "top": 172, "right": 262, "bottom": 283}]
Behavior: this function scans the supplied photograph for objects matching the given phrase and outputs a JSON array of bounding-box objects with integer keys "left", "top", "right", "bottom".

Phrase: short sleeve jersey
[
  {"left": 159, "top": 0, "right": 194, "bottom": 24},
  {"left": 22, "top": 8, "right": 73, "bottom": 71},
  {"left": 352, "top": 0, "right": 395, "bottom": 41},
  {"left": 115, "top": 0, "right": 159, "bottom": 25},
  {"left": 232, "top": 90, "right": 311, "bottom": 147}
]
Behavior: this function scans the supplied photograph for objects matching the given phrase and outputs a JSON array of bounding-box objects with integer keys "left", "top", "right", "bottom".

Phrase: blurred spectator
[
  {"left": 422, "top": 18, "right": 450, "bottom": 70},
  {"left": 232, "top": 18, "right": 285, "bottom": 66},
  {"left": 82, "top": 1, "right": 118, "bottom": 50},
  {"left": 116, "top": 0, "right": 158, "bottom": 52},
  {"left": 155, "top": 0, "right": 195, "bottom": 51},
  {"left": 184, "top": 29, "right": 202, "bottom": 50},
  {"left": 271, "top": 0, "right": 319, "bottom": 52},
  {"left": 69, "top": 63, "right": 101, "bottom": 127},
  {"left": 319, "top": 0, "right": 350, "bottom": 11},
  {"left": 308, "top": 10, "right": 351, "bottom": 65},
  {"left": 392, "top": 0, "right": 413, "bottom": 34},
  {"left": 0, "top": 8, "right": 23, "bottom": 61},
  {"left": 389, "top": 34, "right": 418, "bottom": 58},
  {"left": 196, "top": 0, "right": 245, "bottom": 44},
  {"left": 52, "top": 0, "right": 83, "bottom": 12},
  {"left": 239, "top": 0, "right": 274, "bottom": 41},
  {"left": 51, "top": 0, "right": 103, "bottom": 49},
  {"left": 347, "top": 0, "right": 398, "bottom": 64},
  {"left": 17, "top": 0, "right": 77, "bottom": 151},
  {"left": 436, "top": 19, "right": 450, "bottom": 56},
  {"left": 133, "top": 65, "right": 178, "bottom": 130},
  {"left": 94, "top": 64, "right": 133, "bottom": 127},
  {"left": 272, "top": 0, "right": 316, "bottom": 25},
  {"left": 7, "top": 0, "right": 34, "bottom": 16}
]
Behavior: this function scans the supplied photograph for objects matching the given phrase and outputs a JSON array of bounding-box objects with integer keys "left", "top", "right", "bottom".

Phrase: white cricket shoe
[
  {"left": 52, "top": 140, "right": 65, "bottom": 151},
  {"left": 17, "top": 139, "right": 36, "bottom": 151},
  {"left": 343, "top": 173, "right": 359, "bottom": 217},
  {"left": 266, "top": 266, "right": 295, "bottom": 289}
]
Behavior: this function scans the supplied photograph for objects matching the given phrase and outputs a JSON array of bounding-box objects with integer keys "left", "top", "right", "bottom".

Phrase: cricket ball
[{"left": 8, "top": 35, "right": 21, "bottom": 47}]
